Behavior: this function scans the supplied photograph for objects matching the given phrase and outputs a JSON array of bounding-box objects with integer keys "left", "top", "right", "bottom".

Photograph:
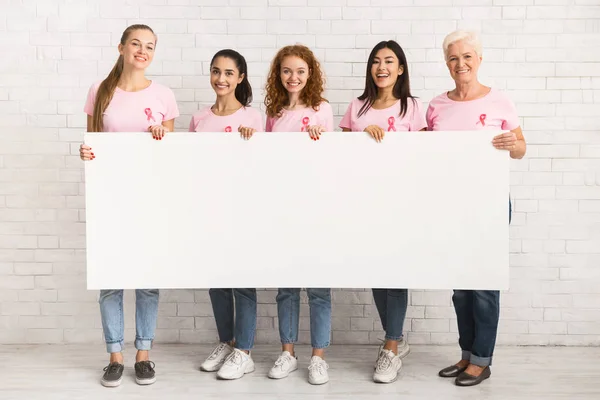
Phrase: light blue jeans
[
  {"left": 209, "top": 288, "right": 257, "bottom": 351},
  {"left": 99, "top": 289, "right": 159, "bottom": 353},
  {"left": 276, "top": 288, "right": 331, "bottom": 349}
]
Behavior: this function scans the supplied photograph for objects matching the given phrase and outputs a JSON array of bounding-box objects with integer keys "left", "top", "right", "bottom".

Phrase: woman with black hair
[
  {"left": 187, "top": 49, "right": 262, "bottom": 381},
  {"left": 340, "top": 40, "right": 426, "bottom": 384}
]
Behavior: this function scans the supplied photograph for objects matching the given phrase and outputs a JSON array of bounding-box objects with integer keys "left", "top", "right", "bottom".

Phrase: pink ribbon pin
[
  {"left": 300, "top": 117, "right": 310, "bottom": 132},
  {"left": 225, "top": 126, "right": 232, "bottom": 132},
  {"left": 478, "top": 114, "right": 486, "bottom": 126},
  {"left": 144, "top": 108, "right": 156, "bottom": 123},
  {"left": 388, "top": 116, "right": 396, "bottom": 132}
]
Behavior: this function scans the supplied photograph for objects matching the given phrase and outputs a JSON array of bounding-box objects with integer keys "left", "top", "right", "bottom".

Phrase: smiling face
[
  {"left": 280, "top": 56, "right": 310, "bottom": 94},
  {"left": 370, "top": 47, "right": 404, "bottom": 91},
  {"left": 446, "top": 40, "right": 481, "bottom": 84},
  {"left": 210, "top": 56, "right": 243, "bottom": 97},
  {"left": 118, "top": 29, "right": 156, "bottom": 70}
]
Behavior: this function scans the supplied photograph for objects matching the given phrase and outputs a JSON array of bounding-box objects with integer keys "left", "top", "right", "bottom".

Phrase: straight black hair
[
  {"left": 210, "top": 49, "right": 253, "bottom": 106},
  {"left": 357, "top": 40, "right": 416, "bottom": 118}
]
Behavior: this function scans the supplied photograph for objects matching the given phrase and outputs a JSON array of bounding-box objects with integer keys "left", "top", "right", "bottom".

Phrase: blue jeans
[
  {"left": 451, "top": 198, "right": 511, "bottom": 367},
  {"left": 99, "top": 289, "right": 159, "bottom": 353},
  {"left": 276, "top": 288, "right": 331, "bottom": 349},
  {"left": 209, "top": 288, "right": 257, "bottom": 351},
  {"left": 453, "top": 289, "right": 500, "bottom": 367},
  {"left": 372, "top": 288, "right": 408, "bottom": 341}
]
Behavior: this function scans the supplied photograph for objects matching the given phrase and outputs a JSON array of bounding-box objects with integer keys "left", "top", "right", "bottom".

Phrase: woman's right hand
[
  {"left": 80, "top": 144, "right": 94, "bottom": 161},
  {"left": 364, "top": 125, "right": 385, "bottom": 142}
]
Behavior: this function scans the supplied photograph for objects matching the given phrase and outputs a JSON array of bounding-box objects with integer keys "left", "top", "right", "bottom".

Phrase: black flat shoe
[
  {"left": 455, "top": 366, "right": 491, "bottom": 387},
  {"left": 438, "top": 364, "right": 468, "bottom": 378}
]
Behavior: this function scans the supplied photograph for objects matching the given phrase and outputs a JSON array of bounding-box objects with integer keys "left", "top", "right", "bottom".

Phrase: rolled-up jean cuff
[
  {"left": 385, "top": 335, "right": 404, "bottom": 341},
  {"left": 106, "top": 340, "right": 124, "bottom": 354},
  {"left": 135, "top": 338, "right": 153, "bottom": 351},
  {"left": 312, "top": 342, "right": 330, "bottom": 349},
  {"left": 461, "top": 350, "right": 472, "bottom": 361},
  {"left": 281, "top": 340, "right": 296, "bottom": 345},
  {"left": 234, "top": 344, "right": 253, "bottom": 351},
  {"left": 470, "top": 354, "right": 492, "bottom": 367}
]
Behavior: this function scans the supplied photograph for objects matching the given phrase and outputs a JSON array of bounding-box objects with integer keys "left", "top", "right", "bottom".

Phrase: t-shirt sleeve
[
  {"left": 500, "top": 93, "right": 520, "bottom": 131},
  {"left": 339, "top": 100, "right": 354, "bottom": 130},
  {"left": 188, "top": 115, "right": 197, "bottom": 132},
  {"left": 163, "top": 87, "right": 180, "bottom": 121},
  {"left": 410, "top": 99, "right": 427, "bottom": 131},
  {"left": 425, "top": 102, "right": 436, "bottom": 131},
  {"left": 83, "top": 83, "right": 98, "bottom": 116},
  {"left": 252, "top": 109, "right": 264, "bottom": 131},
  {"left": 265, "top": 114, "right": 274, "bottom": 132},
  {"left": 319, "top": 102, "right": 334, "bottom": 131}
]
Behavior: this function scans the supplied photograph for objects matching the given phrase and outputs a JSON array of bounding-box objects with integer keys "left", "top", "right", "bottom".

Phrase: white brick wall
[{"left": 1, "top": 0, "right": 598, "bottom": 346}]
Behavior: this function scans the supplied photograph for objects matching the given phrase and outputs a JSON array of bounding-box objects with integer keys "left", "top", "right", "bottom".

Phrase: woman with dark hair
[
  {"left": 79, "top": 24, "right": 180, "bottom": 388},
  {"left": 187, "top": 49, "right": 262, "bottom": 138},
  {"left": 340, "top": 40, "right": 426, "bottom": 384},
  {"left": 187, "top": 49, "right": 263, "bottom": 381}
]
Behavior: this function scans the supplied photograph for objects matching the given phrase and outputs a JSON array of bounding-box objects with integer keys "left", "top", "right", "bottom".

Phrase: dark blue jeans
[
  {"left": 451, "top": 198, "right": 511, "bottom": 367},
  {"left": 372, "top": 289, "right": 408, "bottom": 340},
  {"left": 209, "top": 288, "right": 257, "bottom": 351}
]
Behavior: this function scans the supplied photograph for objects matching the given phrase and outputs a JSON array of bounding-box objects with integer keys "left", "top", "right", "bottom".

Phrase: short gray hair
[{"left": 442, "top": 30, "right": 482, "bottom": 61}]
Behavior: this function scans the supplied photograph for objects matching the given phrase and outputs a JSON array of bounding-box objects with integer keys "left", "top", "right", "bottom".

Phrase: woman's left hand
[
  {"left": 307, "top": 124, "right": 325, "bottom": 141},
  {"left": 149, "top": 125, "right": 169, "bottom": 140},
  {"left": 492, "top": 131, "right": 517, "bottom": 151}
]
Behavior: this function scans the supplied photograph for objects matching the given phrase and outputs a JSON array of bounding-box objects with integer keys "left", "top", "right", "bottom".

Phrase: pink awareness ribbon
[
  {"left": 478, "top": 114, "right": 486, "bottom": 126},
  {"left": 144, "top": 108, "right": 156, "bottom": 123},
  {"left": 388, "top": 116, "right": 396, "bottom": 132},
  {"left": 301, "top": 117, "right": 310, "bottom": 132},
  {"left": 225, "top": 126, "right": 232, "bottom": 132}
]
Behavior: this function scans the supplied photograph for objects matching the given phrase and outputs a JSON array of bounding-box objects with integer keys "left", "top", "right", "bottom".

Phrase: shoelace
[
  {"left": 274, "top": 354, "right": 291, "bottom": 367},
  {"left": 376, "top": 351, "right": 393, "bottom": 372},
  {"left": 103, "top": 363, "right": 122, "bottom": 374},
  {"left": 208, "top": 343, "right": 228, "bottom": 360},
  {"left": 136, "top": 361, "right": 155, "bottom": 373},
  {"left": 224, "top": 350, "right": 242, "bottom": 366},
  {"left": 308, "top": 359, "right": 328, "bottom": 375}
]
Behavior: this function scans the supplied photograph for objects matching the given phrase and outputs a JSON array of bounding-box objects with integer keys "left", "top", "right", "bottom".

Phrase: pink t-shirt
[
  {"left": 189, "top": 106, "right": 264, "bottom": 133},
  {"left": 84, "top": 81, "right": 180, "bottom": 132},
  {"left": 426, "top": 88, "right": 519, "bottom": 131},
  {"left": 265, "top": 101, "right": 334, "bottom": 132},
  {"left": 339, "top": 98, "right": 427, "bottom": 132}
]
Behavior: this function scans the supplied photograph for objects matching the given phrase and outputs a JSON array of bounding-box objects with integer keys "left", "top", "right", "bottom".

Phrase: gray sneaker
[
  {"left": 101, "top": 362, "right": 124, "bottom": 387},
  {"left": 134, "top": 360, "right": 156, "bottom": 385}
]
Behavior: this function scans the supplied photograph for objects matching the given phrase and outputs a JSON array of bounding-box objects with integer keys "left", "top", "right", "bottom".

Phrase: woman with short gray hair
[{"left": 426, "top": 30, "right": 526, "bottom": 387}]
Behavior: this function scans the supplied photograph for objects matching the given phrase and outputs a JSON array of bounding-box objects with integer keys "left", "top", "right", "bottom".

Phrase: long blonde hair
[{"left": 91, "top": 24, "right": 156, "bottom": 132}]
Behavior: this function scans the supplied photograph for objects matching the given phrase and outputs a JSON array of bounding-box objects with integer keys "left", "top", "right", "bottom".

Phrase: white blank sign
[{"left": 84, "top": 131, "right": 509, "bottom": 290}]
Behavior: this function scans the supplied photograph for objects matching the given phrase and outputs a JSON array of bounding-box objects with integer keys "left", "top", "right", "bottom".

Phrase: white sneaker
[
  {"left": 267, "top": 351, "right": 298, "bottom": 379},
  {"left": 373, "top": 349, "right": 402, "bottom": 383},
  {"left": 308, "top": 356, "right": 329, "bottom": 385},
  {"left": 200, "top": 343, "right": 233, "bottom": 372},
  {"left": 374, "top": 338, "right": 410, "bottom": 369},
  {"left": 216, "top": 348, "right": 255, "bottom": 380}
]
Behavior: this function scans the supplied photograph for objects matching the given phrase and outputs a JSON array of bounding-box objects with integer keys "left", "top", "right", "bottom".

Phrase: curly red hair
[{"left": 264, "top": 45, "right": 327, "bottom": 118}]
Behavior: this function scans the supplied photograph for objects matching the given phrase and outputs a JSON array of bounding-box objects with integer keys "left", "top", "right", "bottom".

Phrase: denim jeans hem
[
  {"left": 106, "top": 340, "right": 124, "bottom": 353},
  {"left": 384, "top": 334, "right": 404, "bottom": 341},
  {"left": 135, "top": 338, "right": 153, "bottom": 351},
  {"left": 461, "top": 350, "right": 471, "bottom": 360},
  {"left": 234, "top": 343, "right": 253, "bottom": 351},
  {"left": 280, "top": 340, "right": 296, "bottom": 345},
  {"left": 470, "top": 354, "right": 492, "bottom": 367},
  {"left": 311, "top": 342, "right": 330, "bottom": 349}
]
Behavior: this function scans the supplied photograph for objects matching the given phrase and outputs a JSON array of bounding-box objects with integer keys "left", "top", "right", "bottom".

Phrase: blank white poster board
[{"left": 84, "top": 131, "right": 509, "bottom": 290}]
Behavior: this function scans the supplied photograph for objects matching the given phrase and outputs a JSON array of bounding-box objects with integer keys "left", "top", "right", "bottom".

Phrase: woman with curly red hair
[{"left": 263, "top": 45, "right": 333, "bottom": 385}]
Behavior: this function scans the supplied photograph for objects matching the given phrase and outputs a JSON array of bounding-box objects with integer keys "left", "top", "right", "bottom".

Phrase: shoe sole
[
  {"left": 267, "top": 365, "right": 298, "bottom": 379},
  {"left": 200, "top": 363, "right": 223, "bottom": 372},
  {"left": 308, "top": 377, "right": 329, "bottom": 385},
  {"left": 135, "top": 376, "right": 157, "bottom": 385},
  {"left": 217, "top": 364, "right": 255, "bottom": 380},
  {"left": 101, "top": 377, "right": 122, "bottom": 388}
]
